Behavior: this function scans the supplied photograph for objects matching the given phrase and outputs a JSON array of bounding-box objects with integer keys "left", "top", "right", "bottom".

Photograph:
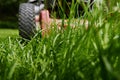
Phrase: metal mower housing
[{"left": 18, "top": 0, "right": 94, "bottom": 39}]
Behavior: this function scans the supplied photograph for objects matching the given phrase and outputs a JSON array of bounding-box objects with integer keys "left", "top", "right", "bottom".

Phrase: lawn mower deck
[
  {"left": 39, "top": 10, "right": 88, "bottom": 36},
  {"left": 18, "top": 0, "right": 92, "bottom": 39}
]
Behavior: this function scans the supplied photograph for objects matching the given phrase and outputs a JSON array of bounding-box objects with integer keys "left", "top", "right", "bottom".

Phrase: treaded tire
[{"left": 19, "top": 3, "right": 36, "bottom": 39}]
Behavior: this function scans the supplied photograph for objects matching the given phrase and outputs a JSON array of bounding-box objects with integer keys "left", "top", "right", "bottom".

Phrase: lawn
[
  {"left": 0, "top": 29, "right": 18, "bottom": 39},
  {"left": 0, "top": 1, "right": 120, "bottom": 80}
]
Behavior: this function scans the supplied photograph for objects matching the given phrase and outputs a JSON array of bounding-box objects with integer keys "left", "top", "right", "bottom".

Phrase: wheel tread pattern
[{"left": 19, "top": 3, "right": 36, "bottom": 39}]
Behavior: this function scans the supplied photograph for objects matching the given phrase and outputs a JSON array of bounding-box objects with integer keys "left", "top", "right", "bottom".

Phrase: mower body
[{"left": 18, "top": 0, "right": 94, "bottom": 39}]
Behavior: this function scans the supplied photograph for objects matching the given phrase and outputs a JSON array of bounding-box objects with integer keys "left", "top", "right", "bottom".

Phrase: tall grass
[{"left": 0, "top": 0, "right": 120, "bottom": 80}]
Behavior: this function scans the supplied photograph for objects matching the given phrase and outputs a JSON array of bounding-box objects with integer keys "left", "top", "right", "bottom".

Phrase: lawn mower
[{"left": 18, "top": 0, "right": 94, "bottom": 39}]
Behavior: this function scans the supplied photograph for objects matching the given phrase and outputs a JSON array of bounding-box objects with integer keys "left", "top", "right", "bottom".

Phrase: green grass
[
  {"left": 0, "top": 29, "right": 18, "bottom": 43},
  {"left": 0, "top": 29, "right": 18, "bottom": 38},
  {"left": 0, "top": 1, "right": 120, "bottom": 80}
]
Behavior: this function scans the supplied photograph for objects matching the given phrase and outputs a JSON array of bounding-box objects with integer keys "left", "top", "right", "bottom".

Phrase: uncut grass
[{"left": 0, "top": 0, "right": 120, "bottom": 80}]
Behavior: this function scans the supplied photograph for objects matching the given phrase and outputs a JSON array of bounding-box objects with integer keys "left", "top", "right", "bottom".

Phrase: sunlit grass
[
  {"left": 0, "top": 29, "right": 18, "bottom": 38},
  {"left": 0, "top": 0, "right": 120, "bottom": 80}
]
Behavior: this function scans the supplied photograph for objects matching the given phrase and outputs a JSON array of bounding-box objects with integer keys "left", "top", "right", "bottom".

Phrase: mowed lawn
[{"left": 0, "top": 29, "right": 18, "bottom": 41}]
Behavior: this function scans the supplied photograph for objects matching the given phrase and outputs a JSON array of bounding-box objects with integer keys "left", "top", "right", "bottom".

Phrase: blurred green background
[
  {"left": 0, "top": 0, "right": 118, "bottom": 29},
  {"left": 0, "top": 0, "right": 27, "bottom": 29}
]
